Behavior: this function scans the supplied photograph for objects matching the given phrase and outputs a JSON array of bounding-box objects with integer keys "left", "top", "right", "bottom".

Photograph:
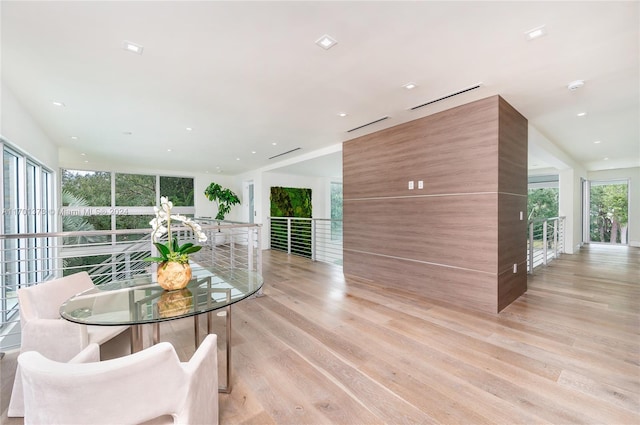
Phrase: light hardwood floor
[{"left": 2, "top": 244, "right": 639, "bottom": 424}]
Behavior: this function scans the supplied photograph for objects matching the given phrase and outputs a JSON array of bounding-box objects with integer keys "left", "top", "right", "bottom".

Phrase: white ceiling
[{"left": 1, "top": 1, "right": 638, "bottom": 176}]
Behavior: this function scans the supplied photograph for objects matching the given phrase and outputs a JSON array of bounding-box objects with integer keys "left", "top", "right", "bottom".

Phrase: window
[
  {"left": 588, "top": 180, "right": 629, "bottom": 244},
  {"left": 160, "top": 176, "right": 194, "bottom": 207},
  {"left": 116, "top": 173, "right": 155, "bottom": 207},
  {"left": 527, "top": 175, "right": 559, "bottom": 220},
  {"left": 1, "top": 142, "right": 54, "bottom": 330},
  {"left": 61, "top": 169, "right": 195, "bottom": 232},
  {"left": 330, "top": 182, "right": 343, "bottom": 241}
]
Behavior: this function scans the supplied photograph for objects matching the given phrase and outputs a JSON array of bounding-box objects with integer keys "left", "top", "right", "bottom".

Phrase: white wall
[
  {"left": 588, "top": 167, "right": 640, "bottom": 247},
  {"left": 558, "top": 167, "right": 587, "bottom": 254},
  {"left": 1, "top": 83, "right": 58, "bottom": 169},
  {"left": 530, "top": 124, "right": 589, "bottom": 254}
]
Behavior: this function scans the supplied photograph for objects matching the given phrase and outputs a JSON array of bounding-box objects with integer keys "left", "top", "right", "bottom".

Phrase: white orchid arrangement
[{"left": 145, "top": 196, "right": 207, "bottom": 265}]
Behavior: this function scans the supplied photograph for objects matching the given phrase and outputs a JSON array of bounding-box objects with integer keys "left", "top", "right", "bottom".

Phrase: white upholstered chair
[
  {"left": 19, "top": 334, "right": 219, "bottom": 425},
  {"left": 8, "top": 271, "right": 130, "bottom": 417}
]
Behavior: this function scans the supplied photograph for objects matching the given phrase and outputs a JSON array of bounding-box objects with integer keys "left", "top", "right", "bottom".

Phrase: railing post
[
  {"left": 561, "top": 217, "right": 566, "bottom": 253},
  {"left": 553, "top": 219, "right": 558, "bottom": 260},
  {"left": 311, "top": 219, "right": 317, "bottom": 261},
  {"left": 543, "top": 220, "right": 548, "bottom": 265},
  {"left": 230, "top": 228, "right": 236, "bottom": 269},
  {"left": 247, "top": 227, "right": 253, "bottom": 271},
  {"left": 125, "top": 253, "right": 131, "bottom": 279},
  {"left": 287, "top": 218, "right": 292, "bottom": 255},
  {"left": 528, "top": 221, "right": 534, "bottom": 274}
]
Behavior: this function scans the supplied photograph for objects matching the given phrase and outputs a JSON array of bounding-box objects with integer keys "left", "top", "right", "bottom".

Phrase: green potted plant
[
  {"left": 204, "top": 182, "right": 241, "bottom": 222},
  {"left": 204, "top": 182, "right": 240, "bottom": 244}
]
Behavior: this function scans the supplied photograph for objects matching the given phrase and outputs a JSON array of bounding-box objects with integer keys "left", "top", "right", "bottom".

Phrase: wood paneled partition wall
[{"left": 343, "top": 95, "right": 528, "bottom": 313}]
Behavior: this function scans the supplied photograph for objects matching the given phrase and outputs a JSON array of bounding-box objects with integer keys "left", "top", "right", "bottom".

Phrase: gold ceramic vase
[
  {"left": 157, "top": 288, "right": 193, "bottom": 318},
  {"left": 157, "top": 261, "right": 192, "bottom": 291}
]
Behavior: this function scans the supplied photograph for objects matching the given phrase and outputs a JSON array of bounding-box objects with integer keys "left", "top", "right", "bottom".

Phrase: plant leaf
[
  {"left": 178, "top": 242, "right": 194, "bottom": 252},
  {"left": 182, "top": 246, "right": 202, "bottom": 255},
  {"left": 172, "top": 237, "right": 179, "bottom": 253},
  {"left": 143, "top": 257, "right": 165, "bottom": 262},
  {"left": 154, "top": 242, "right": 170, "bottom": 257}
]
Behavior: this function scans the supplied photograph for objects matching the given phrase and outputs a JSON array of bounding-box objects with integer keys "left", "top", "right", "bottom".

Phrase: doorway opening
[{"left": 584, "top": 179, "right": 629, "bottom": 245}]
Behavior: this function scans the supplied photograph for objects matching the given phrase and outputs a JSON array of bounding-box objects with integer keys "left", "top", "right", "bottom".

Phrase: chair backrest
[
  {"left": 19, "top": 342, "right": 188, "bottom": 425},
  {"left": 19, "top": 271, "right": 94, "bottom": 322}
]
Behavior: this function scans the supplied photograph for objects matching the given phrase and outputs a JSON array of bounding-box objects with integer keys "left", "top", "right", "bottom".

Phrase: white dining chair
[
  {"left": 8, "top": 271, "right": 130, "bottom": 417},
  {"left": 19, "top": 334, "right": 219, "bottom": 425}
]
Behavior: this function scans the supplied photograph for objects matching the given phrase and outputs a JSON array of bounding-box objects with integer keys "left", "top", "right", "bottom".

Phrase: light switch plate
[
  {"left": 408, "top": 181, "right": 414, "bottom": 190},
  {"left": 418, "top": 180, "right": 424, "bottom": 189}
]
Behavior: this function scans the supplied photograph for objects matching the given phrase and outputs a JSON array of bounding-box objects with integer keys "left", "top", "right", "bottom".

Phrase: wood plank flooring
[{"left": 2, "top": 244, "right": 639, "bottom": 424}]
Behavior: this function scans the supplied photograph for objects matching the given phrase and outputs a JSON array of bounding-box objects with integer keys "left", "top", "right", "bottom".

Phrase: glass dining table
[{"left": 60, "top": 266, "right": 264, "bottom": 393}]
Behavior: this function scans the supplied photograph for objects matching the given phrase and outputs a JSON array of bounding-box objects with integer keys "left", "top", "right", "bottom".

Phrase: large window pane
[
  {"left": 331, "top": 182, "right": 343, "bottom": 241},
  {"left": 116, "top": 173, "right": 155, "bottom": 206},
  {"left": 160, "top": 176, "right": 194, "bottom": 206},
  {"left": 2, "top": 150, "right": 20, "bottom": 310},
  {"left": 589, "top": 181, "right": 629, "bottom": 244},
  {"left": 26, "top": 162, "right": 37, "bottom": 282},
  {"left": 527, "top": 188, "right": 559, "bottom": 220},
  {"left": 62, "top": 169, "right": 111, "bottom": 206}
]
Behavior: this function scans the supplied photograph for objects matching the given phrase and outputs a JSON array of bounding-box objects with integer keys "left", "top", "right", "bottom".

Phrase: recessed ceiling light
[
  {"left": 338, "top": 112, "right": 348, "bottom": 117},
  {"left": 52, "top": 101, "right": 65, "bottom": 107},
  {"left": 594, "top": 140, "right": 601, "bottom": 144},
  {"left": 604, "top": 157, "right": 609, "bottom": 160},
  {"left": 567, "top": 80, "right": 585, "bottom": 91},
  {"left": 167, "top": 148, "right": 172, "bottom": 152},
  {"left": 80, "top": 153, "right": 86, "bottom": 156},
  {"left": 525, "top": 25, "right": 547, "bottom": 40},
  {"left": 577, "top": 112, "right": 587, "bottom": 117},
  {"left": 272, "top": 142, "right": 277, "bottom": 146},
  {"left": 251, "top": 151, "right": 257, "bottom": 154},
  {"left": 123, "top": 40, "right": 144, "bottom": 55},
  {"left": 403, "top": 82, "right": 417, "bottom": 90},
  {"left": 236, "top": 158, "right": 240, "bottom": 161},
  {"left": 71, "top": 136, "right": 78, "bottom": 140},
  {"left": 83, "top": 160, "right": 89, "bottom": 163},
  {"left": 315, "top": 34, "right": 337, "bottom": 50},
  {"left": 186, "top": 127, "right": 193, "bottom": 131}
]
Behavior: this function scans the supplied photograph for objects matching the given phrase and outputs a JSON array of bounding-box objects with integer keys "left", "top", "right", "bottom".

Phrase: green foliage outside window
[
  {"left": 161, "top": 176, "right": 194, "bottom": 206},
  {"left": 590, "top": 183, "right": 628, "bottom": 244},
  {"left": 330, "top": 182, "right": 343, "bottom": 241},
  {"left": 527, "top": 188, "right": 559, "bottom": 221},
  {"left": 115, "top": 173, "right": 155, "bottom": 206}
]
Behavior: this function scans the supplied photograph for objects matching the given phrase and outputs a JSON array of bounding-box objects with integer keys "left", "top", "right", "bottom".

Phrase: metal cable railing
[
  {"left": 527, "top": 216, "right": 566, "bottom": 273},
  {"left": 269, "top": 217, "right": 343, "bottom": 266},
  {"left": 0, "top": 220, "right": 261, "bottom": 351}
]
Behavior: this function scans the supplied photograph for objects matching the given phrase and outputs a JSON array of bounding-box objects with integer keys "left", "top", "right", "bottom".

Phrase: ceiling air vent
[
  {"left": 347, "top": 116, "right": 390, "bottom": 133},
  {"left": 409, "top": 84, "right": 482, "bottom": 111},
  {"left": 269, "top": 147, "right": 301, "bottom": 160}
]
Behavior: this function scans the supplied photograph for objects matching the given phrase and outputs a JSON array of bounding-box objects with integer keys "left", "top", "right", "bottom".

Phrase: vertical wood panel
[
  {"left": 498, "top": 97, "right": 529, "bottom": 195},
  {"left": 343, "top": 96, "right": 499, "bottom": 200},
  {"left": 343, "top": 250, "right": 498, "bottom": 313},
  {"left": 344, "top": 195, "right": 498, "bottom": 273},
  {"left": 343, "top": 95, "right": 527, "bottom": 314}
]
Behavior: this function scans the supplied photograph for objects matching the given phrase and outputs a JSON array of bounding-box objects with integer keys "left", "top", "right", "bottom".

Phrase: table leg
[
  {"left": 194, "top": 315, "right": 200, "bottom": 348},
  {"left": 130, "top": 324, "right": 143, "bottom": 353},
  {"left": 153, "top": 323, "right": 160, "bottom": 345}
]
